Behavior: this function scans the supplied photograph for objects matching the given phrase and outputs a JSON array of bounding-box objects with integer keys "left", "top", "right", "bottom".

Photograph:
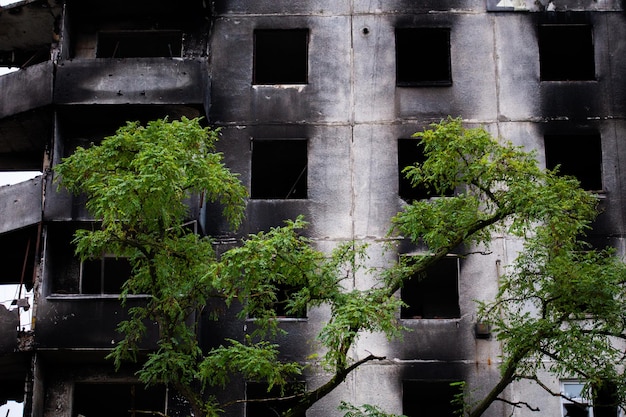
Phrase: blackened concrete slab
[
  {"left": 54, "top": 59, "right": 207, "bottom": 105},
  {"left": 35, "top": 297, "right": 159, "bottom": 349},
  {"left": 0, "top": 305, "right": 18, "bottom": 353},
  {"left": 0, "top": 61, "right": 53, "bottom": 119},
  {"left": 0, "top": 177, "right": 42, "bottom": 235},
  {"left": 0, "top": 0, "right": 62, "bottom": 67}
]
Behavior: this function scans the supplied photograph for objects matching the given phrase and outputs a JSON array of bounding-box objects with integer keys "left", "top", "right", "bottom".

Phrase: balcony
[{"left": 54, "top": 58, "right": 207, "bottom": 105}]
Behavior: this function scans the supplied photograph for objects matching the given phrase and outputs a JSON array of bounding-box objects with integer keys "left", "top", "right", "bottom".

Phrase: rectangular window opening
[
  {"left": 544, "top": 133, "right": 602, "bottom": 191},
  {"left": 73, "top": 383, "right": 166, "bottom": 417},
  {"left": 396, "top": 28, "right": 452, "bottom": 87},
  {"left": 398, "top": 138, "right": 454, "bottom": 201},
  {"left": 251, "top": 139, "right": 308, "bottom": 199},
  {"left": 253, "top": 29, "right": 309, "bottom": 84},
  {"left": 401, "top": 256, "right": 460, "bottom": 319},
  {"left": 246, "top": 381, "right": 306, "bottom": 417},
  {"left": 274, "top": 284, "right": 307, "bottom": 319},
  {"left": 80, "top": 256, "right": 132, "bottom": 295},
  {"left": 403, "top": 380, "right": 463, "bottom": 417},
  {"left": 539, "top": 24, "right": 595, "bottom": 81},
  {"left": 96, "top": 31, "right": 183, "bottom": 58}
]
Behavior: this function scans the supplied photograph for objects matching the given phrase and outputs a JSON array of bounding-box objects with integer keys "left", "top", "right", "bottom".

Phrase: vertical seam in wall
[
  {"left": 491, "top": 14, "right": 503, "bottom": 140},
  {"left": 349, "top": 2, "right": 357, "bottom": 258},
  {"left": 604, "top": 13, "right": 625, "bottom": 242}
]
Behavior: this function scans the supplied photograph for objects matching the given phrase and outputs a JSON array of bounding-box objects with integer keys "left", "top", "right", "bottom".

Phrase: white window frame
[{"left": 561, "top": 381, "right": 592, "bottom": 417}]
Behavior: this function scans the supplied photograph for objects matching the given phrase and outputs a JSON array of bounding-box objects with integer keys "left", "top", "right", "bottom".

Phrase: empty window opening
[
  {"left": 396, "top": 28, "right": 452, "bottom": 86},
  {"left": 80, "top": 256, "right": 132, "bottom": 295},
  {"left": 539, "top": 24, "right": 594, "bottom": 81},
  {"left": 401, "top": 256, "right": 460, "bottom": 319},
  {"left": 398, "top": 138, "right": 454, "bottom": 201},
  {"left": 592, "top": 382, "right": 620, "bottom": 417},
  {"left": 96, "top": 31, "right": 183, "bottom": 58},
  {"left": 0, "top": 227, "right": 37, "bottom": 330},
  {"left": 251, "top": 139, "right": 307, "bottom": 199},
  {"left": 246, "top": 381, "right": 305, "bottom": 417},
  {"left": 273, "top": 284, "right": 306, "bottom": 318},
  {"left": 544, "top": 134, "right": 602, "bottom": 191},
  {"left": 253, "top": 29, "right": 309, "bottom": 84},
  {"left": 403, "top": 380, "right": 463, "bottom": 417},
  {"left": 248, "top": 283, "right": 307, "bottom": 319},
  {"left": 73, "top": 383, "right": 166, "bottom": 417}
]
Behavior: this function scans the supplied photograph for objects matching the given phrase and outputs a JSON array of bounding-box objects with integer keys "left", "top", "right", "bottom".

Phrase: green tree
[
  {"left": 54, "top": 117, "right": 402, "bottom": 417},
  {"left": 389, "top": 117, "right": 626, "bottom": 416},
  {"left": 55, "top": 116, "right": 626, "bottom": 417}
]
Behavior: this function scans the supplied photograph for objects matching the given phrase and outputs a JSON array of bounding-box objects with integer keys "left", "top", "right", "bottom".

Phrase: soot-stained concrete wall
[
  {"left": 2, "top": 1, "right": 626, "bottom": 416},
  {"left": 206, "top": 3, "right": 626, "bottom": 417}
]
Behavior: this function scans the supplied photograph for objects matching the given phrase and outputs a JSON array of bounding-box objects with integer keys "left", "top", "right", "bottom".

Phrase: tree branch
[
  {"left": 283, "top": 354, "right": 386, "bottom": 417},
  {"left": 494, "top": 397, "right": 540, "bottom": 412}
]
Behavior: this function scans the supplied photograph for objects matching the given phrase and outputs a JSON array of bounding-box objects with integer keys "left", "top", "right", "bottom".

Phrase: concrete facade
[{"left": 0, "top": 0, "right": 625, "bottom": 416}]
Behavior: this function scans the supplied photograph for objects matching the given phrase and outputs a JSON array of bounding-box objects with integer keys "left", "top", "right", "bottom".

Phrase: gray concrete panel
[
  {"left": 209, "top": 16, "right": 352, "bottom": 124},
  {"left": 353, "top": 13, "right": 498, "bottom": 123}
]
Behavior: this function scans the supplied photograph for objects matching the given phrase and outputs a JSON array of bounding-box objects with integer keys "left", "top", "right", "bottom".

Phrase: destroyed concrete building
[{"left": 0, "top": 0, "right": 625, "bottom": 416}]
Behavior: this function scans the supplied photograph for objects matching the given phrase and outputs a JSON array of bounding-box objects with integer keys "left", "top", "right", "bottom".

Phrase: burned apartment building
[{"left": 0, "top": 0, "right": 625, "bottom": 416}]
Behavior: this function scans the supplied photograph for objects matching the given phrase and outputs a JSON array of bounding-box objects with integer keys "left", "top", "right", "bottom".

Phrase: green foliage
[
  {"left": 55, "top": 117, "right": 401, "bottom": 417},
  {"left": 55, "top": 116, "right": 626, "bottom": 417},
  {"left": 338, "top": 402, "right": 406, "bottom": 417},
  {"left": 392, "top": 118, "right": 626, "bottom": 417},
  {"left": 199, "top": 338, "right": 302, "bottom": 390}
]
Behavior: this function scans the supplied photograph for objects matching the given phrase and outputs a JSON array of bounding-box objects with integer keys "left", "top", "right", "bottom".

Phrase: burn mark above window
[
  {"left": 544, "top": 133, "right": 602, "bottom": 191},
  {"left": 396, "top": 28, "right": 452, "bottom": 86},
  {"left": 398, "top": 138, "right": 454, "bottom": 201},
  {"left": 96, "top": 31, "right": 183, "bottom": 58},
  {"left": 539, "top": 24, "right": 595, "bottom": 81},
  {"left": 401, "top": 256, "right": 460, "bottom": 319},
  {"left": 253, "top": 29, "right": 309, "bottom": 84},
  {"left": 403, "top": 380, "right": 463, "bottom": 417},
  {"left": 251, "top": 139, "right": 307, "bottom": 199}
]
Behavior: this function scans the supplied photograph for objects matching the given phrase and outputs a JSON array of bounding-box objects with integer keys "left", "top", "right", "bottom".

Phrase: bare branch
[{"left": 494, "top": 397, "right": 540, "bottom": 412}]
